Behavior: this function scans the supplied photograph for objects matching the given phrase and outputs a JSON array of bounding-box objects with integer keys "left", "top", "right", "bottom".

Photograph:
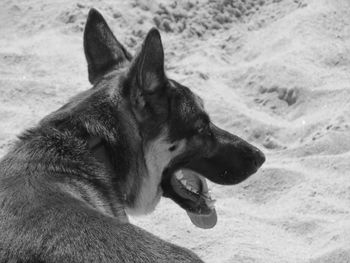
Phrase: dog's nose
[{"left": 253, "top": 149, "right": 265, "bottom": 169}]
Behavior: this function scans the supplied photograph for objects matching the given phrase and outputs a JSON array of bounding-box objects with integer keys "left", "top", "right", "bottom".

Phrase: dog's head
[{"left": 83, "top": 9, "right": 265, "bottom": 225}]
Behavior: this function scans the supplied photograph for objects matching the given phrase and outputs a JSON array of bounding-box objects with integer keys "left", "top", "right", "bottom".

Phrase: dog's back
[{"left": 0, "top": 128, "right": 202, "bottom": 262}]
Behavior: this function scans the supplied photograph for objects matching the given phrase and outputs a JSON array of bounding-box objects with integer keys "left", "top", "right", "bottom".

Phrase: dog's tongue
[
  {"left": 187, "top": 209, "right": 217, "bottom": 229},
  {"left": 182, "top": 170, "right": 217, "bottom": 229}
]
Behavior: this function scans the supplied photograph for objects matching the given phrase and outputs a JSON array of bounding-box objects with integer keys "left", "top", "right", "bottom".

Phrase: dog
[{"left": 0, "top": 8, "right": 265, "bottom": 263}]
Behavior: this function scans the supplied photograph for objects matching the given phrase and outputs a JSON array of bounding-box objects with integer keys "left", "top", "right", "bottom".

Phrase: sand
[{"left": 1, "top": 0, "right": 350, "bottom": 262}]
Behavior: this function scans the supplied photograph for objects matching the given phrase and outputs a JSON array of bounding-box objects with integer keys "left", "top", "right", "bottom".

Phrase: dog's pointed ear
[
  {"left": 84, "top": 8, "right": 132, "bottom": 84},
  {"left": 128, "top": 28, "right": 166, "bottom": 93}
]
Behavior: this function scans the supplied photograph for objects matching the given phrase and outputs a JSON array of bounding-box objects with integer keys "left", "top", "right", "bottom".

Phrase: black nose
[{"left": 253, "top": 149, "right": 265, "bottom": 169}]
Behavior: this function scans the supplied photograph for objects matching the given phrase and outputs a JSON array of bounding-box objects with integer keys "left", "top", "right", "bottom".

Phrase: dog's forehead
[{"left": 169, "top": 80, "right": 204, "bottom": 112}]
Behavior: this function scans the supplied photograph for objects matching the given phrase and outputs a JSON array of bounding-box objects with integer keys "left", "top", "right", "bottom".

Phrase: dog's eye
[
  {"left": 195, "top": 117, "right": 211, "bottom": 136},
  {"left": 169, "top": 145, "right": 177, "bottom": 152}
]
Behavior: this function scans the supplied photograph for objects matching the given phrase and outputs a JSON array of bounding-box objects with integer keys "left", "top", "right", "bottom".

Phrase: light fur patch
[{"left": 126, "top": 130, "right": 186, "bottom": 215}]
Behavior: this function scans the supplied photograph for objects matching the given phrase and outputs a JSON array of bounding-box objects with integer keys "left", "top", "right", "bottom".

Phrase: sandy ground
[{"left": 1, "top": 0, "right": 350, "bottom": 262}]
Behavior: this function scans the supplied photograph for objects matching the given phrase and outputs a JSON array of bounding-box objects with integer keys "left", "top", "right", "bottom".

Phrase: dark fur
[{"left": 0, "top": 9, "right": 265, "bottom": 263}]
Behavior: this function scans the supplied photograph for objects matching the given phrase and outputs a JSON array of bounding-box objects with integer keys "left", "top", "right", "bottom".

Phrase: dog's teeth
[
  {"left": 183, "top": 183, "right": 198, "bottom": 193},
  {"left": 206, "top": 199, "right": 216, "bottom": 208},
  {"left": 175, "top": 171, "right": 184, "bottom": 180},
  {"left": 203, "top": 190, "right": 213, "bottom": 199},
  {"left": 178, "top": 176, "right": 199, "bottom": 193},
  {"left": 190, "top": 188, "right": 199, "bottom": 194},
  {"left": 180, "top": 179, "right": 187, "bottom": 186}
]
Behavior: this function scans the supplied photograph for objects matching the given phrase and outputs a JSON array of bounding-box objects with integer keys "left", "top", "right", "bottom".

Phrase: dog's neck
[
  {"left": 86, "top": 131, "right": 168, "bottom": 217},
  {"left": 87, "top": 136, "right": 129, "bottom": 221},
  {"left": 88, "top": 137, "right": 114, "bottom": 174}
]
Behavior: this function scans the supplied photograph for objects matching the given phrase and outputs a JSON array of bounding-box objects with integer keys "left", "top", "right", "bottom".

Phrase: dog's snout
[{"left": 253, "top": 148, "right": 265, "bottom": 169}]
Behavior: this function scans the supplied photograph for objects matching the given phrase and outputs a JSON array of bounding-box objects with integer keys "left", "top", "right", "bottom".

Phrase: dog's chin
[{"left": 161, "top": 168, "right": 216, "bottom": 216}]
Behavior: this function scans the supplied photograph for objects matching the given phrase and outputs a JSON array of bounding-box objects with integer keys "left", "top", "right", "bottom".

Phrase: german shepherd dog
[{"left": 0, "top": 9, "right": 265, "bottom": 263}]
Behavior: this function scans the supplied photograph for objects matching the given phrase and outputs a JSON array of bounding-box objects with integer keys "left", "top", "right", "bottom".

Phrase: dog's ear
[
  {"left": 84, "top": 8, "right": 131, "bottom": 84},
  {"left": 127, "top": 28, "right": 167, "bottom": 119},
  {"left": 128, "top": 28, "right": 166, "bottom": 94}
]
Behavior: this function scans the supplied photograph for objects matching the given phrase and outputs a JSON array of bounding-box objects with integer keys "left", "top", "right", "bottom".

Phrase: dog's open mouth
[
  {"left": 163, "top": 168, "right": 218, "bottom": 229},
  {"left": 171, "top": 169, "right": 215, "bottom": 211}
]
